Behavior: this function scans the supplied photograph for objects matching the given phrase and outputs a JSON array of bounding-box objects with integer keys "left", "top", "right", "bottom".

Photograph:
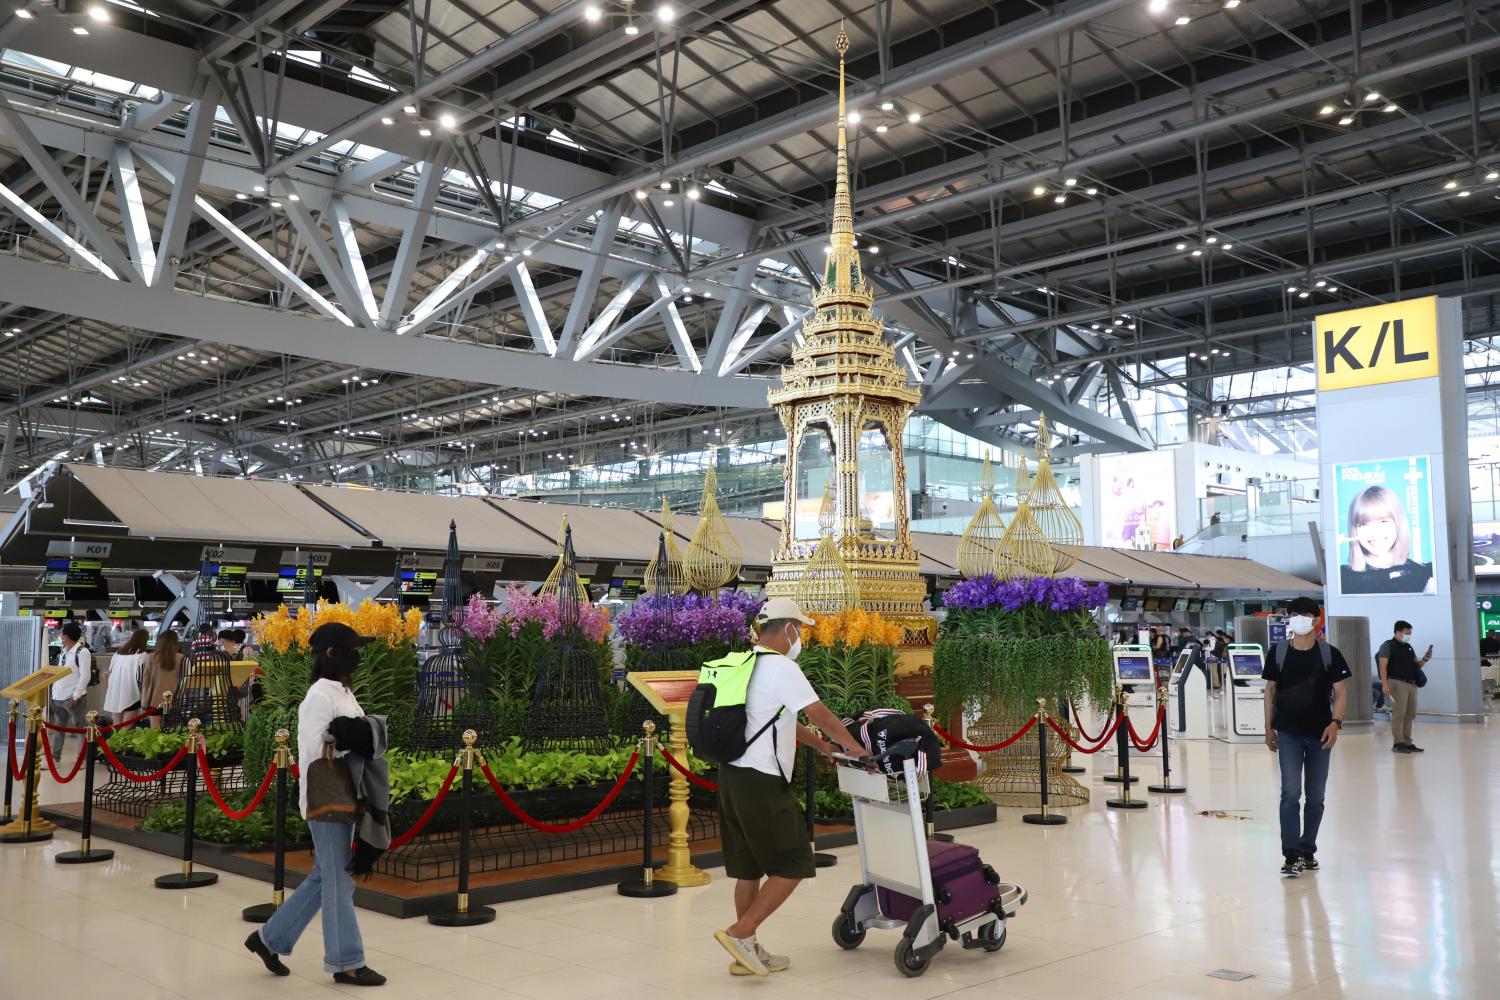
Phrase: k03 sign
[{"left": 1315, "top": 296, "right": 1439, "bottom": 392}]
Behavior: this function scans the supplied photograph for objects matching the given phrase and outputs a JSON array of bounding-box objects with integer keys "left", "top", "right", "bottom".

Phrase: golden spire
[{"left": 832, "top": 23, "right": 852, "bottom": 248}]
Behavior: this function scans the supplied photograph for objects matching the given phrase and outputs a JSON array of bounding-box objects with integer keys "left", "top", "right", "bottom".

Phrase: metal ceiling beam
[
  {"left": 571, "top": 270, "right": 650, "bottom": 361},
  {"left": 155, "top": 79, "right": 221, "bottom": 289},
  {"left": 654, "top": 275, "right": 702, "bottom": 373},
  {"left": 511, "top": 262, "right": 558, "bottom": 357},
  {"left": 573, "top": 289, "right": 675, "bottom": 363},
  {"left": 276, "top": 179, "right": 375, "bottom": 327},
  {"left": 555, "top": 199, "right": 625, "bottom": 359},
  {"left": 380, "top": 153, "right": 450, "bottom": 329},
  {"left": 328, "top": 198, "right": 379, "bottom": 325},
  {"left": 109, "top": 145, "right": 159, "bottom": 284}
]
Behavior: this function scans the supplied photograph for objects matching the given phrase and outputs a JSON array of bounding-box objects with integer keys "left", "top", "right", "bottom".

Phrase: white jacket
[{"left": 296, "top": 678, "right": 363, "bottom": 820}]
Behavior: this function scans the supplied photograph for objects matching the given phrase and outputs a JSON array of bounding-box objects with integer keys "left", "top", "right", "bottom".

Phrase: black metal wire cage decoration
[
  {"left": 521, "top": 525, "right": 611, "bottom": 754},
  {"left": 407, "top": 521, "right": 491, "bottom": 753}
]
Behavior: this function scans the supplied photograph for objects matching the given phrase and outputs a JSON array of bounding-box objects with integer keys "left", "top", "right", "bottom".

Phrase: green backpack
[{"left": 685, "top": 650, "right": 784, "bottom": 768}]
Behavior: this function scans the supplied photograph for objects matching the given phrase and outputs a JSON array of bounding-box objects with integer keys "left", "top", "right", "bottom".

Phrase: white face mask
[
  {"left": 786, "top": 625, "right": 802, "bottom": 661},
  {"left": 1401, "top": 632, "right": 1413, "bottom": 644},
  {"left": 1287, "top": 615, "right": 1315, "bottom": 636}
]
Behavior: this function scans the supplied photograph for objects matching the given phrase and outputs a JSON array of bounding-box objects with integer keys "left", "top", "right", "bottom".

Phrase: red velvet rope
[
  {"left": 657, "top": 747, "right": 718, "bottom": 791},
  {"left": 40, "top": 732, "right": 89, "bottom": 783},
  {"left": 479, "top": 752, "right": 639, "bottom": 836},
  {"left": 196, "top": 746, "right": 278, "bottom": 820},
  {"left": 1127, "top": 705, "right": 1168, "bottom": 752},
  {"left": 44, "top": 706, "right": 162, "bottom": 735},
  {"left": 1046, "top": 713, "right": 1124, "bottom": 754},
  {"left": 1067, "top": 703, "right": 1111, "bottom": 744},
  {"left": 96, "top": 739, "right": 191, "bottom": 782},
  {"left": 933, "top": 716, "right": 1037, "bottom": 753},
  {"left": 388, "top": 764, "right": 459, "bottom": 849},
  {"left": 6, "top": 719, "right": 24, "bottom": 781}
]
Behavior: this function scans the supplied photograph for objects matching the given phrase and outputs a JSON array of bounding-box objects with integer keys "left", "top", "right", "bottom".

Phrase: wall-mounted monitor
[
  {"left": 1173, "top": 597, "right": 1190, "bottom": 613},
  {"left": 398, "top": 569, "right": 438, "bottom": 597},
  {"left": 1201, "top": 599, "right": 1218, "bottom": 613},
  {"left": 1120, "top": 595, "right": 1140, "bottom": 611},
  {"left": 276, "top": 565, "right": 324, "bottom": 594},
  {"left": 1186, "top": 598, "right": 1204, "bottom": 613},
  {"left": 202, "top": 563, "right": 248, "bottom": 593}
]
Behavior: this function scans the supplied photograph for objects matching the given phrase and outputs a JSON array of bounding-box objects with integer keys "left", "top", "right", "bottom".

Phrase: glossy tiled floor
[{"left": 3, "top": 715, "right": 1494, "bottom": 999}]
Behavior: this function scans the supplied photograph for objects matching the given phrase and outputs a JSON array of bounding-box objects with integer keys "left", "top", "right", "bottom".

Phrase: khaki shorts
[{"left": 717, "top": 764, "right": 813, "bottom": 880}]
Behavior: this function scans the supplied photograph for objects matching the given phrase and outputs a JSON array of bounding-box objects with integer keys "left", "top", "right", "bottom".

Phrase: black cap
[{"left": 309, "top": 622, "right": 375, "bottom": 653}]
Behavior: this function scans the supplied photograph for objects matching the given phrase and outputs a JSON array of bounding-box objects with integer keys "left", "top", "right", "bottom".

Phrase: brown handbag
[{"left": 305, "top": 742, "right": 358, "bottom": 821}]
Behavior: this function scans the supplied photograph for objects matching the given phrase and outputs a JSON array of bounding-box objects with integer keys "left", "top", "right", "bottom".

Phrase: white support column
[
  {"left": 511, "top": 262, "right": 558, "bottom": 356},
  {"left": 555, "top": 197, "right": 625, "bottom": 358},
  {"left": 652, "top": 274, "right": 702, "bottom": 372},
  {"left": 329, "top": 198, "right": 380, "bottom": 324},
  {"left": 276, "top": 180, "right": 374, "bottom": 327},
  {"left": 572, "top": 271, "right": 649, "bottom": 360},
  {"left": 109, "top": 145, "right": 158, "bottom": 284},
  {"left": 136, "top": 149, "right": 354, "bottom": 326},
  {"left": 400, "top": 247, "right": 491, "bottom": 333},
  {"left": 380, "top": 153, "right": 450, "bottom": 329},
  {"left": 155, "top": 79, "right": 221, "bottom": 288}
]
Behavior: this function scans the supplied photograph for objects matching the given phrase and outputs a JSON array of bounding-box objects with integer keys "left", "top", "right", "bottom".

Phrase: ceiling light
[
  {"left": 624, "top": 22, "right": 639, "bottom": 34},
  {"left": 1364, "top": 91, "right": 1381, "bottom": 103},
  {"left": 403, "top": 104, "right": 418, "bottom": 115},
  {"left": 1054, "top": 194, "right": 1066, "bottom": 205},
  {"left": 867, "top": 245, "right": 878, "bottom": 254},
  {"left": 1148, "top": 0, "right": 1168, "bottom": 11},
  {"left": 88, "top": 5, "right": 108, "bottom": 21},
  {"left": 1175, "top": 242, "right": 1187, "bottom": 251},
  {"left": 1287, "top": 286, "right": 1298, "bottom": 293},
  {"left": 1315, "top": 279, "right": 1327, "bottom": 288},
  {"left": 253, "top": 184, "right": 266, "bottom": 193},
  {"left": 1174, "top": 15, "right": 1190, "bottom": 24},
  {"left": 880, "top": 101, "right": 894, "bottom": 112},
  {"left": 1033, "top": 185, "right": 1047, "bottom": 197},
  {"left": 662, "top": 198, "right": 674, "bottom": 207},
  {"left": 687, "top": 185, "right": 701, "bottom": 200},
  {"left": 288, "top": 193, "right": 300, "bottom": 202},
  {"left": 907, "top": 112, "right": 921, "bottom": 124},
  {"left": 1299, "top": 291, "right": 1310, "bottom": 299},
  {"left": 236, "top": 192, "right": 248, "bottom": 199},
  {"left": 1221, "top": 244, "right": 1233, "bottom": 251},
  {"left": 1382, "top": 103, "right": 1398, "bottom": 113},
  {"left": 875, "top": 124, "right": 888, "bottom": 133},
  {"left": 381, "top": 116, "right": 395, "bottom": 125},
  {"left": 1085, "top": 186, "right": 1098, "bottom": 195},
  {"left": 847, "top": 111, "right": 861, "bottom": 125},
  {"left": 521, "top": 248, "right": 532, "bottom": 256},
  {"left": 659, "top": 180, "right": 671, "bottom": 191},
  {"left": 439, "top": 113, "right": 457, "bottom": 130},
  {"left": 418, "top": 127, "right": 432, "bottom": 137},
  {"left": 14, "top": 8, "right": 32, "bottom": 18},
  {"left": 1459, "top": 189, "right": 1472, "bottom": 197},
  {"left": 72, "top": 25, "right": 88, "bottom": 34},
  {"left": 656, "top": 3, "right": 674, "bottom": 21},
  {"left": 634, "top": 189, "right": 647, "bottom": 200},
  {"left": 1063, "top": 177, "right": 1077, "bottom": 187},
  {"left": 584, "top": 4, "right": 601, "bottom": 20},
  {"left": 1191, "top": 249, "right": 1203, "bottom": 257},
  {"left": 1319, "top": 104, "right": 1336, "bottom": 116},
  {"left": 1224, "top": 0, "right": 1239, "bottom": 7},
  {"left": 1489, "top": 171, "right": 1500, "bottom": 181},
  {"left": 1206, "top": 236, "right": 1217, "bottom": 244},
  {"left": 1337, "top": 115, "right": 1355, "bottom": 126},
  {"left": 270, "top": 200, "right": 282, "bottom": 208}
]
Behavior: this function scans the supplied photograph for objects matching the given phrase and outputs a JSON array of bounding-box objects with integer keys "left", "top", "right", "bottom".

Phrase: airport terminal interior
[{"left": 0, "top": 0, "right": 1498, "bottom": 996}]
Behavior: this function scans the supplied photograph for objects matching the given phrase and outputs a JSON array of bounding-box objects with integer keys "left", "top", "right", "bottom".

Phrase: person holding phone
[{"left": 1377, "top": 620, "right": 1431, "bottom": 754}]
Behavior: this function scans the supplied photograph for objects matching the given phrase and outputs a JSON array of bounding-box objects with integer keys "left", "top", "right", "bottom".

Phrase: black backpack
[{"left": 685, "top": 650, "right": 783, "bottom": 771}]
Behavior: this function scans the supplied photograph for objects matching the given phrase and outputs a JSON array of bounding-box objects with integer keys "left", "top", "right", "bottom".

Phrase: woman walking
[
  {"left": 244, "top": 622, "right": 386, "bottom": 987},
  {"left": 102, "top": 628, "right": 150, "bottom": 725},
  {"left": 139, "top": 629, "right": 183, "bottom": 728}
]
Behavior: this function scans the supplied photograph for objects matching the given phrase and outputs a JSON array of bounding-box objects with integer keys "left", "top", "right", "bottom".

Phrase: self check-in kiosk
[
  {"left": 1224, "top": 643, "right": 1268, "bottom": 740},
  {"left": 1168, "top": 644, "right": 1211, "bottom": 740},
  {"left": 1112, "top": 645, "right": 1160, "bottom": 753}
]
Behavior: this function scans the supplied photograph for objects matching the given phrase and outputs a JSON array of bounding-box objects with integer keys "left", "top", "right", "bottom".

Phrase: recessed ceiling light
[
  {"left": 1174, "top": 15, "right": 1190, "bottom": 25},
  {"left": 14, "top": 8, "right": 33, "bottom": 19},
  {"left": 880, "top": 101, "right": 894, "bottom": 112},
  {"left": 584, "top": 4, "right": 601, "bottom": 20},
  {"left": 847, "top": 110, "right": 861, "bottom": 124},
  {"left": 656, "top": 3, "right": 674, "bottom": 21},
  {"left": 72, "top": 24, "right": 89, "bottom": 34},
  {"left": 1382, "top": 103, "right": 1398, "bottom": 113},
  {"left": 417, "top": 127, "right": 432, "bottom": 137},
  {"left": 907, "top": 112, "right": 921, "bottom": 123},
  {"left": 1338, "top": 115, "right": 1355, "bottom": 126},
  {"left": 1319, "top": 104, "right": 1336, "bottom": 116},
  {"left": 439, "top": 113, "right": 457, "bottom": 130},
  {"left": 87, "top": 5, "right": 108, "bottom": 21},
  {"left": 875, "top": 124, "right": 888, "bottom": 133},
  {"left": 380, "top": 116, "right": 395, "bottom": 125},
  {"left": 403, "top": 105, "right": 418, "bottom": 115}
]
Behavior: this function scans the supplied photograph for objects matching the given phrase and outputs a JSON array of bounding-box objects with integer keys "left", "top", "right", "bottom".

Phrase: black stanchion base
[
  {"left": 0, "top": 830, "right": 53, "bottom": 844},
  {"left": 1021, "top": 813, "right": 1068, "bottom": 826},
  {"left": 428, "top": 905, "right": 497, "bottom": 927},
  {"left": 929, "top": 832, "right": 955, "bottom": 843},
  {"left": 1105, "top": 798, "right": 1148, "bottom": 810},
  {"left": 1148, "top": 784, "right": 1187, "bottom": 794},
  {"left": 55, "top": 848, "right": 114, "bottom": 864},
  {"left": 1102, "top": 774, "right": 1140, "bottom": 784},
  {"left": 155, "top": 871, "right": 219, "bottom": 889},
  {"left": 1061, "top": 766, "right": 1086, "bottom": 774},
  {"left": 814, "top": 851, "right": 838, "bottom": 868},
  {"left": 618, "top": 877, "right": 678, "bottom": 898},
  {"left": 242, "top": 902, "right": 279, "bottom": 923}
]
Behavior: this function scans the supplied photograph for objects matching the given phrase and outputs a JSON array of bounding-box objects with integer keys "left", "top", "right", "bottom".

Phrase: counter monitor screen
[
  {"left": 203, "top": 563, "right": 248, "bottom": 593},
  {"left": 1187, "top": 598, "right": 1204, "bottom": 613},
  {"left": 1114, "top": 652, "right": 1154, "bottom": 683},
  {"left": 399, "top": 570, "right": 438, "bottom": 596},
  {"left": 1231, "top": 651, "right": 1266, "bottom": 679},
  {"left": 1121, "top": 595, "right": 1140, "bottom": 611},
  {"left": 276, "top": 565, "right": 324, "bottom": 593},
  {"left": 1201, "top": 599, "right": 1217, "bottom": 613},
  {"left": 43, "top": 557, "right": 105, "bottom": 593},
  {"left": 1173, "top": 597, "right": 1190, "bottom": 613}
]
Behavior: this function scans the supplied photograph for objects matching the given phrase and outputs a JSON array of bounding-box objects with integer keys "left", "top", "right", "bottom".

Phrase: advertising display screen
[
  {"left": 1114, "top": 652, "right": 1154, "bottom": 682},
  {"left": 1332, "top": 455, "right": 1437, "bottom": 596},
  {"left": 1099, "top": 451, "right": 1176, "bottom": 550},
  {"left": 1231, "top": 652, "right": 1266, "bottom": 679},
  {"left": 1475, "top": 523, "right": 1500, "bottom": 576}
]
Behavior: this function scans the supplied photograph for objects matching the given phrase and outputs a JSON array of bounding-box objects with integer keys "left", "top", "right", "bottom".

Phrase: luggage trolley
[{"left": 830, "top": 739, "right": 1027, "bottom": 978}]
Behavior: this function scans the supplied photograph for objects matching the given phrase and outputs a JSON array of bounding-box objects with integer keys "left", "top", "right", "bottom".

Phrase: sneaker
[
  {"left": 1280, "top": 856, "right": 1303, "bottom": 878},
  {"left": 714, "top": 930, "right": 768, "bottom": 977},
  {"left": 244, "top": 931, "right": 290, "bottom": 977},
  {"left": 729, "top": 943, "right": 789, "bottom": 976},
  {"left": 1300, "top": 855, "right": 1319, "bottom": 872},
  {"left": 1405, "top": 744, "right": 1425, "bottom": 753},
  {"left": 332, "top": 968, "right": 386, "bottom": 987}
]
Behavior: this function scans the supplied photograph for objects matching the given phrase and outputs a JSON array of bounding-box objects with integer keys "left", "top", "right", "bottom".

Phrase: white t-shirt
[
  {"left": 53, "top": 644, "right": 91, "bottom": 703},
  {"left": 730, "top": 647, "right": 818, "bottom": 781},
  {"left": 296, "top": 678, "right": 364, "bottom": 820},
  {"left": 103, "top": 652, "right": 146, "bottom": 713}
]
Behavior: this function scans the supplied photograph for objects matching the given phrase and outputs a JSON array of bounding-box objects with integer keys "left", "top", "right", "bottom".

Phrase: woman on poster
[{"left": 1339, "top": 485, "right": 1435, "bottom": 595}]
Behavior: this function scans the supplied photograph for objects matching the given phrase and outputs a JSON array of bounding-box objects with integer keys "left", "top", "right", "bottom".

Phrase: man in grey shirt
[{"left": 1377, "top": 620, "right": 1432, "bottom": 753}]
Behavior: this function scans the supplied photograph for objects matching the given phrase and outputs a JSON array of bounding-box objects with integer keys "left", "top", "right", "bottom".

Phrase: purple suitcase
[{"left": 876, "top": 840, "right": 1002, "bottom": 927}]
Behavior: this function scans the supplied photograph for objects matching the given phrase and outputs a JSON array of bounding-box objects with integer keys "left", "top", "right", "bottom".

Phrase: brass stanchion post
[
  {"left": 155, "top": 719, "right": 219, "bottom": 887},
  {"left": 244, "top": 729, "right": 292, "bottom": 922},
  {"left": 2, "top": 699, "right": 19, "bottom": 825},
  {"left": 619, "top": 720, "right": 676, "bottom": 897},
  {"left": 1059, "top": 702, "right": 1086, "bottom": 775},
  {"left": 1148, "top": 684, "right": 1186, "bottom": 794},
  {"left": 57, "top": 711, "right": 114, "bottom": 864},
  {"left": 1, "top": 706, "right": 52, "bottom": 843},
  {"left": 1023, "top": 699, "right": 1067, "bottom": 826},
  {"left": 920, "top": 704, "right": 954, "bottom": 843},
  {"left": 1101, "top": 685, "right": 1139, "bottom": 785},
  {"left": 430, "top": 730, "right": 495, "bottom": 926},
  {"left": 1106, "top": 693, "right": 1147, "bottom": 811}
]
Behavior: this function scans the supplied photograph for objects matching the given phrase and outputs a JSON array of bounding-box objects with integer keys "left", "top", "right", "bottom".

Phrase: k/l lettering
[{"left": 1321, "top": 319, "right": 1430, "bottom": 374}]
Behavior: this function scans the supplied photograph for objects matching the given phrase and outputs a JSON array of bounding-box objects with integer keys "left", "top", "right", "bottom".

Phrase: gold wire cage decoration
[
  {"left": 540, "top": 514, "right": 589, "bottom": 597},
  {"left": 1022, "top": 415, "right": 1084, "bottom": 577},
  {"left": 796, "top": 533, "right": 861, "bottom": 613},
  {"left": 957, "top": 451, "right": 1007, "bottom": 579},
  {"left": 644, "top": 497, "right": 688, "bottom": 594},
  {"left": 684, "top": 466, "right": 743, "bottom": 592}
]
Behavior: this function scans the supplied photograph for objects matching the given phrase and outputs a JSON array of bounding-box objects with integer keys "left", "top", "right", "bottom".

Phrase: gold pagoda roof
[{"left": 767, "top": 26, "right": 919, "bottom": 410}]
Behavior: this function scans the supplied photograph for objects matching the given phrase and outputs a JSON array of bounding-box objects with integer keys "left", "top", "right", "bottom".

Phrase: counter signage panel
[
  {"left": 43, "top": 557, "right": 105, "bottom": 592},
  {"left": 1172, "top": 597, "right": 1190, "bottom": 612},
  {"left": 276, "top": 565, "right": 324, "bottom": 593},
  {"left": 399, "top": 570, "right": 438, "bottom": 596},
  {"left": 203, "top": 563, "right": 248, "bottom": 592}
]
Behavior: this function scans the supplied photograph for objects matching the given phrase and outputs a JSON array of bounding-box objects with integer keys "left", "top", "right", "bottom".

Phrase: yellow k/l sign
[{"left": 1315, "top": 296, "right": 1439, "bottom": 391}]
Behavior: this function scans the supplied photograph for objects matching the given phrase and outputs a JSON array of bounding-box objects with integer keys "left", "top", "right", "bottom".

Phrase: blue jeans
[
  {"left": 259, "top": 821, "right": 364, "bottom": 973},
  {"left": 1276, "top": 731, "right": 1332, "bottom": 859}
]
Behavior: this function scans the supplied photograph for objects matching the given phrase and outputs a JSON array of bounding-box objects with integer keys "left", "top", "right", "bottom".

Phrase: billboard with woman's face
[
  {"left": 1333, "top": 455, "right": 1437, "bottom": 596},
  {"left": 1099, "top": 452, "right": 1175, "bottom": 550}
]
